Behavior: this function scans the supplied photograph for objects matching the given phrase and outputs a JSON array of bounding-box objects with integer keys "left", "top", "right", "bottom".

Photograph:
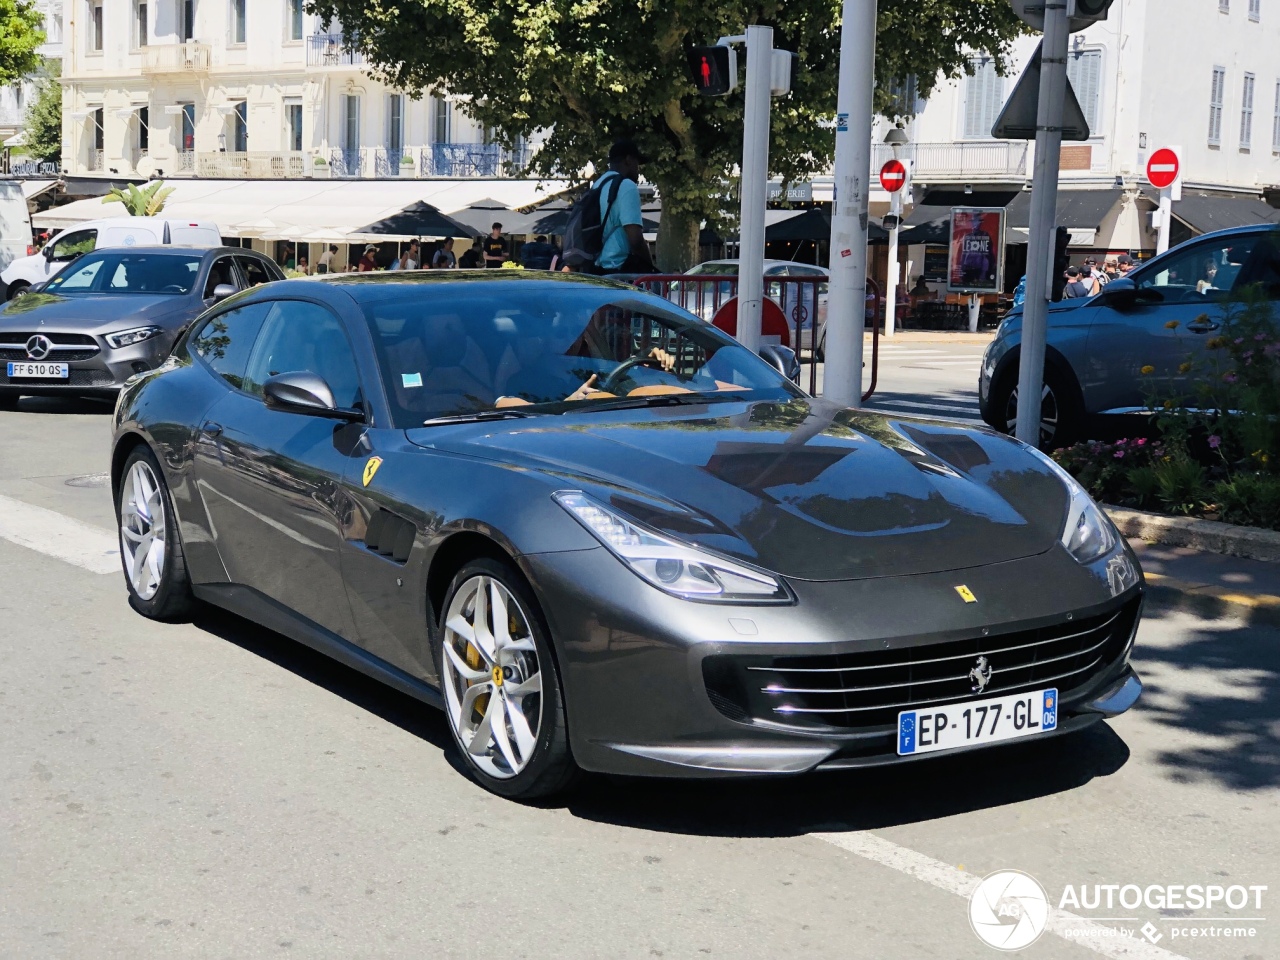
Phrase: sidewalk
[
  {"left": 1132, "top": 540, "right": 1280, "bottom": 624},
  {"left": 867, "top": 329, "right": 995, "bottom": 346}
]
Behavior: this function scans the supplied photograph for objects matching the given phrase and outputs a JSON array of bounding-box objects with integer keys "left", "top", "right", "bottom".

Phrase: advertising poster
[{"left": 948, "top": 207, "right": 1005, "bottom": 294}]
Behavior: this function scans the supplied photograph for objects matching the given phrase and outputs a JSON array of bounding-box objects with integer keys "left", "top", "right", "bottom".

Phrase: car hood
[
  {"left": 407, "top": 398, "right": 1071, "bottom": 581},
  {"left": 0, "top": 292, "right": 193, "bottom": 331}
]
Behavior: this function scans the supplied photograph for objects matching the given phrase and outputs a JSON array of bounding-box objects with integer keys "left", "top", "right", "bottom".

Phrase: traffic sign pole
[
  {"left": 1015, "top": 0, "right": 1070, "bottom": 447},
  {"left": 824, "top": 0, "right": 878, "bottom": 407},
  {"left": 734, "top": 24, "right": 774, "bottom": 355},
  {"left": 1157, "top": 190, "right": 1172, "bottom": 255},
  {"left": 1146, "top": 147, "right": 1181, "bottom": 255},
  {"left": 879, "top": 159, "right": 908, "bottom": 339}
]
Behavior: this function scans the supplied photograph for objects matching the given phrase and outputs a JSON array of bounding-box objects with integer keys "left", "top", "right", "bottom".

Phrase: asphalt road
[{"left": 2, "top": 398, "right": 1279, "bottom": 960}]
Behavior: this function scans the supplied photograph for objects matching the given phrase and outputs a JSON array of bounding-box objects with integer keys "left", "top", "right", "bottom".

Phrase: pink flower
[
  {"left": 1209, "top": 435, "right": 1222, "bottom": 449},
  {"left": 1135, "top": 438, "right": 1147, "bottom": 446},
  {"left": 1234, "top": 337, "right": 1245, "bottom": 345},
  {"left": 1223, "top": 372, "right": 1238, "bottom": 383},
  {"left": 1256, "top": 333, "right": 1268, "bottom": 341},
  {"left": 1114, "top": 450, "right": 1125, "bottom": 459}
]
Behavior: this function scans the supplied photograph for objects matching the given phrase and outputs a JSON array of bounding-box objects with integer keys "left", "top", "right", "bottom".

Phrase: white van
[
  {"left": 1, "top": 217, "right": 223, "bottom": 299},
  {"left": 0, "top": 181, "right": 32, "bottom": 277}
]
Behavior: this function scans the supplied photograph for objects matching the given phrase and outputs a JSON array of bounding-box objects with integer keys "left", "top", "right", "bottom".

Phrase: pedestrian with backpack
[
  {"left": 560, "top": 140, "right": 656, "bottom": 275},
  {"left": 1062, "top": 266, "right": 1092, "bottom": 299}
]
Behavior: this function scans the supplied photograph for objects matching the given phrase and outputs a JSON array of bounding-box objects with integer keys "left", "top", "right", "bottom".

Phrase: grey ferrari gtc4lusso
[{"left": 110, "top": 272, "right": 1144, "bottom": 799}]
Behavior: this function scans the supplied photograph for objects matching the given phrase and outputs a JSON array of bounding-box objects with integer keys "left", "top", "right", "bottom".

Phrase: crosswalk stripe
[
  {"left": 0, "top": 493, "right": 120, "bottom": 575},
  {"left": 870, "top": 399, "right": 981, "bottom": 413}
]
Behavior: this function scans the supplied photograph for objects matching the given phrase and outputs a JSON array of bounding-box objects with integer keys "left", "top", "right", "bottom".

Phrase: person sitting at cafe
[
  {"left": 910, "top": 276, "right": 932, "bottom": 298},
  {"left": 358, "top": 245, "right": 379, "bottom": 272}
]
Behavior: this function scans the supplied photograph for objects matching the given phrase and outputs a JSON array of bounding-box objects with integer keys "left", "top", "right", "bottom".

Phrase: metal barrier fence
[{"left": 631, "top": 274, "right": 879, "bottom": 401}]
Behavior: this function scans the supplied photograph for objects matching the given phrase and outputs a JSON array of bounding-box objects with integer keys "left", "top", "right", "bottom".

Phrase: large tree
[
  {"left": 0, "top": 0, "right": 44, "bottom": 85},
  {"left": 22, "top": 60, "right": 60, "bottom": 163},
  {"left": 309, "top": 0, "right": 1025, "bottom": 269}
]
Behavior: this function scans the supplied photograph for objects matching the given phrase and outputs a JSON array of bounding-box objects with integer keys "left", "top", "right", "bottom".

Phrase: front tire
[
  {"left": 436, "top": 558, "right": 578, "bottom": 800},
  {"left": 5, "top": 280, "right": 30, "bottom": 301},
  {"left": 116, "top": 446, "right": 194, "bottom": 620},
  {"left": 993, "top": 364, "right": 1083, "bottom": 450}
]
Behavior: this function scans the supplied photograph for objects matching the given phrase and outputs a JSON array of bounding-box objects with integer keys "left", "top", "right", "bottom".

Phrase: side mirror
[
  {"left": 42, "top": 246, "right": 54, "bottom": 261},
  {"left": 210, "top": 283, "right": 237, "bottom": 303},
  {"left": 262, "top": 372, "right": 363, "bottom": 422},
  {"left": 758, "top": 343, "right": 801, "bottom": 383},
  {"left": 1097, "top": 276, "right": 1138, "bottom": 309}
]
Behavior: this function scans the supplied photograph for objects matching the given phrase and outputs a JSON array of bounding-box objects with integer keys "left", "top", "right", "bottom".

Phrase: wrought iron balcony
[
  {"left": 197, "top": 151, "right": 307, "bottom": 178},
  {"left": 869, "top": 141, "right": 1029, "bottom": 180},
  {"left": 420, "top": 143, "right": 530, "bottom": 178},
  {"left": 306, "top": 34, "right": 365, "bottom": 68},
  {"left": 141, "top": 42, "right": 212, "bottom": 75}
]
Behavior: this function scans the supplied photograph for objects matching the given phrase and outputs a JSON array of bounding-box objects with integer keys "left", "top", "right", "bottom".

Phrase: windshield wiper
[
  {"left": 563, "top": 393, "right": 740, "bottom": 413},
  {"left": 422, "top": 409, "right": 533, "bottom": 426}
]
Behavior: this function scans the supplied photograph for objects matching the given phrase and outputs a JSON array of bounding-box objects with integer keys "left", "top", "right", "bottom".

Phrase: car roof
[
  {"left": 85, "top": 246, "right": 262, "bottom": 257},
  {"left": 1179, "top": 223, "right": 1280, "bottom": 245},
  {"left": 311, "top": 269, "right": 631, "bottom": 297}
]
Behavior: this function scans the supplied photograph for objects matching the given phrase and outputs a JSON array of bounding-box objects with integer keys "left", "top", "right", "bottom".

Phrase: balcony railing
[
  {"left": 870, "top": 141, "right": 1029, "bottom": 180},
  {"left": 177, "top": 150, "right": 195, "bottom": 172},
  {"left": 197, "top": 151, "right": 307, "bottom": 178},
  {"left": 141, "top": 42, "right": 212, "bottom": 75},
  {"left": 306, "top": 34, "right": 364, "bottom": 67},
  {"left": 88, "top": 149, "right": 104, "bottom": 172},
  {"left": 420, "top": 143, "right": 530, "bottom": 178}
]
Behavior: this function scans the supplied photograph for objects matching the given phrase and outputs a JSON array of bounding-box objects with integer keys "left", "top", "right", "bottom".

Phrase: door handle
[
  {"left": 201, "top": 421, "right": 223, "bottom": 438},
  {"left": 1186, "top": 318, "right": 1221, "bottom": 334}
]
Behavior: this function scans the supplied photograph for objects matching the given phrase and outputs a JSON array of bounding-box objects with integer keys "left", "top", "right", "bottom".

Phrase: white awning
[
  {"left": 32, "top": 177, "right": 571, "bottom": 237},
  {"left": 21, "top": 179, "right": 61, "bottom": 201}
]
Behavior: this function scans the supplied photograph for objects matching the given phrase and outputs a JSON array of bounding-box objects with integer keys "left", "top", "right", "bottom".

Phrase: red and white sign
[
  {"left": 1146, "top": 148, "right": 1181, "bottom": 190},
  {"left": 879, "top": 159, "right": 908, "bottom": 193}
]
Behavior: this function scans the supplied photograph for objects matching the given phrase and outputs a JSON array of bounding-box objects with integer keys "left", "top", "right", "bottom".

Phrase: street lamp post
[{"left": 883, "top": 127, "right": 909, "bottom": 339}]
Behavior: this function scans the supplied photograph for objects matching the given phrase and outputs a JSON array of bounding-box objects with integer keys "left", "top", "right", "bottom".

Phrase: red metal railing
[{"left": 632, "top": 273, "right": 879, "bottom": 401}]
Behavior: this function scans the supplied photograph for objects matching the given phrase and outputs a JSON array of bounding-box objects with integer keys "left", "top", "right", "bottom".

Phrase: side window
[
  {"left": 51, "top": 229, "right": 97, "bottom": 262},
  {"left": 190, "top": 302, "right": 273, "bottom": 391},
  {"left": 1135, "top": 236, "right": 1263, "bottom": 303},
  {"left": 236, "top": 256, "right": 274, "bottom": 287},
  {"left": 203, "top": 256, "right": 241, "bottom": 299},
  {"left": 243, "top": 300, "right": 362, "bottom": 409},
  {"left": 1235, "top": 233, "right": 1280, "bottom": 298}
]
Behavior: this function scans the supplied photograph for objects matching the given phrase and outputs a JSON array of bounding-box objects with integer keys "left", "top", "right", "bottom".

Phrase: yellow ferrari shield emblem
[
  {"left": 954, "top": 585, "right": 977, "bottom": 604},
  {"left": 362, "top": 456, "right": 383, "bottom": 486}
]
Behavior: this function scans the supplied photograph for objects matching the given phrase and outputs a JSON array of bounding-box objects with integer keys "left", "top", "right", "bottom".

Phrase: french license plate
[
  {"left": 898, "top": 688, "right": 1058, "bottom": 756},
  {"left": 7, "top": 361, "right": 69, "bottom": 379}
]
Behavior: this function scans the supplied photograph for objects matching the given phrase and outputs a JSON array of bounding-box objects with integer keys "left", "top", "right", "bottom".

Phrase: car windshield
[
  {"left": 45, "top": 252, "right": 202, "bottom": 296},
  {"left": 687, "top": 263, "right": 740, "bottom": 276},
  {"left": 362, "top": 284, "right": 803, "bottom": 427}
]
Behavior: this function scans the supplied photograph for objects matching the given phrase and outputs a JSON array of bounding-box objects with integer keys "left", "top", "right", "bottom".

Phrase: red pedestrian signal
[{"left": 688, "top": 46, "right": 737, "bottom": 97}]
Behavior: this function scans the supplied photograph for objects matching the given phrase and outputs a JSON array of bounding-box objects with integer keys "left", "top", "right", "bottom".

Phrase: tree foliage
[
  {"left": 0, "top": 0, "right": 44, "bottom": 85},
  {"left": 22, "top": 60, "right": 61, "bottom": 163},
  {"left": 103, "top": 180, "right": 175, "bottom": 216},
  {"left": 308, "top": 0, "right": 1025, "bottom": 267}
]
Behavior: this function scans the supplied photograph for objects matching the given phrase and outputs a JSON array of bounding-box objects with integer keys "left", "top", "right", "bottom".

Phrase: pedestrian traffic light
[
  {"left": 1010, "top": 0, "right": 1113, "bottom": 32},
  {"left": 688, "top": 45, "right": 737, "bottom": 97},
  {"left": 1052, "top": 226, "right": 1071, "bottom": 302},
  {"left": 1067, "top": 0, "right": 1114, "bottom": 20}
]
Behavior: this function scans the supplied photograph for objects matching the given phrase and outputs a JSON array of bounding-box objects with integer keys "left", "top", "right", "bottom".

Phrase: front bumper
[
  {"left": 521, "top": 541, "right": 1144, "bottom": 778},
  {"left": 0, "top": 332, "right": 173, "bottom": 396}
]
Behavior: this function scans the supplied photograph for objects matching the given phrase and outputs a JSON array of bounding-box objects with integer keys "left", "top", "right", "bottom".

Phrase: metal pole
[
  {"left": 885, "top": 190, "right": 901, "bottom": 338},
  {"left": 735, "top": 24, "right": 773, "bottom": 355},
  {"left": 1156, "top": 188, "right": 1172, "bottom": 255},
  {"left": 1015, "top": 1, "right": 1069, "bottom": 447},
  {"left": 823, "top": 0, "right": 877, "bottom": 407}
]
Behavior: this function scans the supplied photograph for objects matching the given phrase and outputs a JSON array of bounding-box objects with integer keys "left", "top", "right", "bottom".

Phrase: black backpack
[{"left": 560, "top": 172, "right": 624, "bottom": 271}]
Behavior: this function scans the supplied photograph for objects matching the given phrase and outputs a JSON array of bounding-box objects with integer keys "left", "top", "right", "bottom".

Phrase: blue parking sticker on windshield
[
  {"left": 401, "top": 372, "right": 423, "bottom": 388},
  {"left": 1042, "top": 689, "right": 1058, "bottom": 732},
  {"left": 899, "top": 712, "right": 917, "bottom": 754}
]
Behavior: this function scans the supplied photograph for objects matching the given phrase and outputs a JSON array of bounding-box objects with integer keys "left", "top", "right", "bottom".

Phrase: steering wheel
[
  {"left": 161, "top": 284, "right": 187, "bottom": 293},
  {"left": 599, "top": 355, "right": 667, "bottom": 393}
]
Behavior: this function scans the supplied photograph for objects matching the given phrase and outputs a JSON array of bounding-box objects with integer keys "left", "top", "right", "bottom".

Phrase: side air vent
[{"left": 363, "top": 508, "right": 416, "bottom": 564}]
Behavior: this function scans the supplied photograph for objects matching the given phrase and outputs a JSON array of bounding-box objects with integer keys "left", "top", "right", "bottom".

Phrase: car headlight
[
  {"left": 554, "top": 491, "right": 791, "bottom": 603},
  {"left": 106, "top": 326, "right": 163, "bottom": 349},
  {"left": 1027, "top": 447, "right": 1118, "bottom": 565}
]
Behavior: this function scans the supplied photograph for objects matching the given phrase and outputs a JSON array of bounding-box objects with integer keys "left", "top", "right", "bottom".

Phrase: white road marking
[
  {"left": 0, "top": 493, "right": 120, "bottom": 575},
  {"left": 871, "top": 400, "right": 981, "bottom": 415},
  {"left": 811, "top": 832, "right": 1192, "bottom": 960}
]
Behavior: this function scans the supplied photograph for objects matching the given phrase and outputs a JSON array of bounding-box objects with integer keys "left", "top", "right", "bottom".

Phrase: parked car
[
  {"left": 110, "top": 271, "right": 1142, "bottom": 801},
  {"left": 980, "top": 224, "right": 1280, "bottom": 448},
  {"left": 682, "top": 259, "right": 829, "bottom": 348},
  {"left": 0, "top": 246, "right": 282, "bottom": 407},
  {"left": 1, "top": 217, "right": 224, "bottom": 301}
]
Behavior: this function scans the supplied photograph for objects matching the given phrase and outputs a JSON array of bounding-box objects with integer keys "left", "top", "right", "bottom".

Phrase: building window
[
  {"left": 287, "top": 0, "right": 303, "bottom": 40},
  {"left": 962, "top": 57, "right": 1004, "bottom": 139},
  {"left": 181, "top": 102, "right": 196, "bottom": 151},
  {"left": 1220, "top": 0, "right": 1230, "bottom": 11},
  {"left": 230, "top": 0, "right": 246, "bottom": 44},
  {"left": 1242, "top": 73, "right": 1256, "bottom": 149},
  {"left": 1066, "top": 48, "right": 1103, "bottom": 136},
  {"left": 232, "top": 101, "right": 247, "bottom": 151},
  {"left": 885, "top": 75, "right": 920, "bottom": 118},
  {"left": 132, "top": 1, "right": 147, "bottom": 46},
  {"left": 1273, "top": 81, "right": 1280, "bottom": 152},
  {"left": 92, "top": 107, "right": 104, "bottom": 150},
  {"left": 90, "top": 0, "right": 103, "bottom": 51},
  {"left": 431, "top": 95, "right": 450, "bottom": 144},
  {"left": 138, "top": 105, "right": 150, "bottom": 151},
  {"left": 387, "top": 94, "right": 403, "bottom": 157},
  {"left": 1250, "top": 0, "right": 1260, "bottom": 18},
  {"left": 180, "top": 0, "right": 195, "bottom": 41},
  {"left": 285, "top": 101, "right": 302, "bottom": 151},
  {"left": 1209, "top": 66, "right": 1227, "bottom": 145},
  {"left": 341, "top": 94, "right": 360, "bottom": 152}
]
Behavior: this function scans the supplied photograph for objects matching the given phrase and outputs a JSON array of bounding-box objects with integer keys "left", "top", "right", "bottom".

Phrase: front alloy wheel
[
  {"left": 438, "top": 559, "right": 576, "bottom": 798},
  {"left": 1004, "top": 382, "right": 1061, "bottom": 449},
  {"left": 116, "top": 447, "right": 193, "bottom": 620}
]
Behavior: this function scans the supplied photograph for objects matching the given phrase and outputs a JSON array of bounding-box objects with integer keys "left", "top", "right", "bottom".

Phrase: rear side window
[
  {"left": 243, "top": 300, "right": 362, "bottom": 409},
  {"left": 191, "top": 301, "right": 272, "bottom": 390},
  {"left": 203, "top": 256, "right": 240, "bottom": 299},
  {"left": 236, "top": 256, "right": 276, "bottom": 287}
]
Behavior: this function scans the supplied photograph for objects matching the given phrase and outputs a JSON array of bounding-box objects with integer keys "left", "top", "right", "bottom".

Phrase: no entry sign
[
  {"left": 879, "top": 159, "right": 908, "bottom": 193},
  {"left": 1146, "top": 148, "right": 1181, "bottom": 189}
]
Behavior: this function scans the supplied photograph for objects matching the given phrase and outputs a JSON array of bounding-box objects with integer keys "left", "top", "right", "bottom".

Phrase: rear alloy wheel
[
  {"left": 117, "top": 447, "right": 194, "bottom": 620},
  {"left": 1000, "top": 367, "right": 1082, "bottom": 450},
  {"left": 437, "top": 558, "right": 577, "bottom": 799}
]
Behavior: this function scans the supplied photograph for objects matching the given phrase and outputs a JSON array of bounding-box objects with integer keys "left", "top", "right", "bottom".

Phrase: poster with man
[{"left": 948, "top": 208, "right": 1004, "bottom": 294}]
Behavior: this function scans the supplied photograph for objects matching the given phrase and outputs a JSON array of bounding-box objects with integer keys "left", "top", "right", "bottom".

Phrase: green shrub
[
  {"left": 1212, "top": 473, "right": 1280, "bottom": 530},
  {"left": 1152, "top": 459, "right": 1210, "bottom": 515}
]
